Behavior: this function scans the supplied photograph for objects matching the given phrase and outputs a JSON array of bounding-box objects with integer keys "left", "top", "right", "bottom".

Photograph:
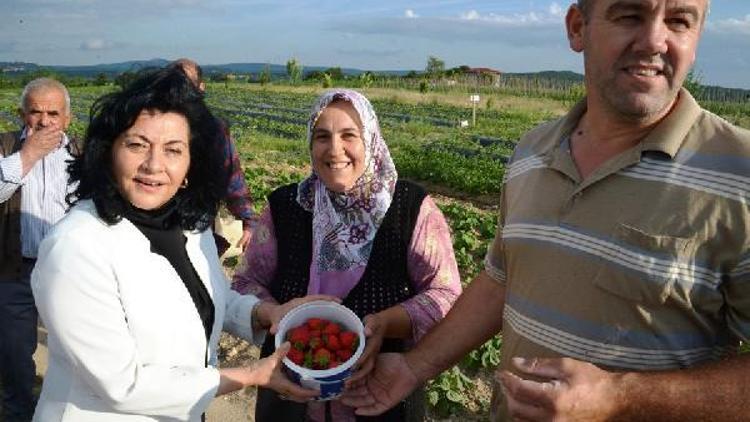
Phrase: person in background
[
  {"left": 344, "top": 0, "right": 750, "bottom": 421},
  {"left": 171, "top": 58, "right": 256, "bottom": 255},
  {"left": 0, "top": 78, "right": 76, "bottom": 422},
  {"left": 31, "top": 66, "right": 328, "bottom": 421},
  {"left": 233, "top": 88, "right": 462, "bottom": 421}
]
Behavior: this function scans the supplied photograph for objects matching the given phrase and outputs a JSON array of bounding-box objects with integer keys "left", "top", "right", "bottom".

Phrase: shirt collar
[
  {"left": 543, "top": 87, "right": 701, "bottom": 160},
  {"left": 20, "top": 126, "right": 70, "bottom": 148},
  {"left": 639, "top": 88, "right": 702, "bottom": 158}
]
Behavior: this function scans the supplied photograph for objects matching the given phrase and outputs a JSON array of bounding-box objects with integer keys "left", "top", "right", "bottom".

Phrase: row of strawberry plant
[
  {"left": 428, "top": 199, "right": 501, "bottom": 418},
  {"left": 207, "top": 85, "right": 548, "bottom": 141},
  {"left": 394, "top": 143, "right": 505, "bottom": 195}
]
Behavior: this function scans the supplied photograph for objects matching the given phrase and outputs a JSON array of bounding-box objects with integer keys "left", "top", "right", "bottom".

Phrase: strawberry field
[{"left": 2, "top": 82, "right": 748, "bottom": 420}]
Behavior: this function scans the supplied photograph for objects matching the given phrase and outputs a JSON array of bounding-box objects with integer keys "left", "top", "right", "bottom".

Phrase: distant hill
[
  {"left": 54, "top": 58, "right": 172, "bottom": 75},
  {"left": 0, "top": 59, "right": 171, "bottom": 76},
  {"left": 0, "top": 62, "right": 42, "bottom": 73},
  {"left": 0, "top": 59, "right": 406, "bottom": 78}
]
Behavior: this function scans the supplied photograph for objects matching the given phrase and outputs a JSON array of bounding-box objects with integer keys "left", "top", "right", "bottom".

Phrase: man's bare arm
[
  {"left": 406, "top": 270, "right": 506, "bottom": 381},
  {"left": 501, "top": 352, "right": 750, "bottom": 421},
  {"left": 342, "top": 271, "right": 507, "bottom": 415}
]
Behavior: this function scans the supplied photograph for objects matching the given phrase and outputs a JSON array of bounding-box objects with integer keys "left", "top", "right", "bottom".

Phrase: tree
[
  {"left": 323, "top": 67, "right": 344, "bottom": 81},
  {"left": 259, "top": 64, "right": 272, "bottom": 86},
  {"left": 419, "top": 80, "right": 429, "bottom": 94},
  {"left": 21, "top": 69, "right": 59, "bottom": 86},
  {"left": 93, "top": 72, "right": 108, "bottom": 86},
  {"left": 303, "top": 70, "right": 326, "bottom": 82},
  {"left": 425, "top": 56, "right": 445, "bottom": 80},
  {"left": 683, "top": 69, "right": 704, "bottom": 99},
  {"left": 210, "top": 72, "right": 229, "bottom": 83},
  {"left": 446, "top": 65, "right": 471, "bottom": 77},
  {"left": 322, "top": 72, "right": 333, "bottom": 88},
  {"left": 286, "top": 58, "right": 303, "bottom": 85},
  {"left": 115, "top": 71, "right": 138, "bottom": 89},
  {"left": 359, "top": 71, "right": 374, "bottom": 88},
  {"left": 404, "top": 70, "right": 420, "bottom": 79}
]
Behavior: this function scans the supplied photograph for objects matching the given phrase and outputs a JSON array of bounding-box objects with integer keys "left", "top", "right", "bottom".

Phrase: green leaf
[
  {"left": 446, "top": 390, "right": 464, "bottom": 403},
  {"left": 427, "top": 390, "right": 440, "bottom": 406}
]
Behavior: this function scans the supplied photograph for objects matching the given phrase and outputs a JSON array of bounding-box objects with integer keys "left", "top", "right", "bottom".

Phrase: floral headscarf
[{"left": 297, "top": 89, "right": 398, "bottom": 274}]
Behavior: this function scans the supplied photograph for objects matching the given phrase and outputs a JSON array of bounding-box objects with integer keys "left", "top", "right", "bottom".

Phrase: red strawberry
[
  {"left": 287, "top": 348, "right": 304, "bottom": 365},
  {"left": 339, "top": 331, "right": 358, "bottom": 350},
  {"left": 336, "top": 349, "right": 353, "bottom": 362},
  {"left": 328, "top": 358, "right": 341, "bottom": 369},
  {"left": 288, "top": 327, "right": 310, "bottom": 350},
  {"left": 324, "top": 334, "right": 341, "bottom": 351},
  {"left": 306, "top": 318, "right": 325, "bottom": 330},
  {"left": 314, "top": 348, "right": 332, "bottom": 369},
  {"left": 309, "top": 329, "right": 322, "bottom": 338},
  {"left": 322, "top": 322, "right": 341, "bottom": 335}
]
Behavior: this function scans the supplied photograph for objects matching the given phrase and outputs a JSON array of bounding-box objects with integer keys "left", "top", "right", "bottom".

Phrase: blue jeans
[{"left": 0, "top": 260, "right": 38, "bottom": 422}]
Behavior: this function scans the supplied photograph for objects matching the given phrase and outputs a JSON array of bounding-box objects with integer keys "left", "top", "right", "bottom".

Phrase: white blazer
[{"left": 31, "top": 200, "right": 264, "bottom": 421}]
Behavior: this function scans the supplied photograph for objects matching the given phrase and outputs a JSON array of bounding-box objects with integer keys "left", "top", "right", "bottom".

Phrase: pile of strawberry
[{"left": 284, "top": 318, "right": 359, "bottom": 370}]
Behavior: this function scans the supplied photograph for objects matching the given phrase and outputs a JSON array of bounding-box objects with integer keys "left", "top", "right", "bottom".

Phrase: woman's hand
[
  {"left": 257, "top": 295, "right": 341, "bottom": 335},
  {"left": 251, "top": 342, "right": 320, "bottom": 402},
  {"left": 346, "top": 313, "right": 387, "bottom": 388},
  {"left": 217, "top": 342, "right": 319, "bottom": 399}
]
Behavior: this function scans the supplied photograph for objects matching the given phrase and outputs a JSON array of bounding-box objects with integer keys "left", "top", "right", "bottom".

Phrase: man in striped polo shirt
[
  {"left": 345, "top": 0, "right": 750, "bottom": 420},
  {"left": 0, "top": 78, "right": 75, "bottom": 421}
]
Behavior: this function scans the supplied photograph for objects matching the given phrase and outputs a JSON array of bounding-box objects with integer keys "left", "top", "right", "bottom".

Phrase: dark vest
[
  {"left": 0, "top": 131, "right": 23, "bottom": 279},
  {"left": 268, "top": 180, "right": 425, "bottom": 321},
  {"left": 256, "top": 180, "right": 427, "bottom": 422},
  {"left": 0, "top": 131, "right": 81, "bottom": 279}
]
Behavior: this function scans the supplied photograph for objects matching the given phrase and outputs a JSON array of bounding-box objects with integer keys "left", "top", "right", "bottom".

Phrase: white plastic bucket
[{"left": 274, "top": 301, "right": 366, "bottom": 400}]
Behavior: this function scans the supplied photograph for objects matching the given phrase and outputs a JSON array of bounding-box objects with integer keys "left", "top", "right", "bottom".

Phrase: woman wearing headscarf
[
  {"left": 233, "top": 89, "right": 462, "bottom": 421},
  {"left": 30, "top": 67, "right": 326, "bottom": 421}
]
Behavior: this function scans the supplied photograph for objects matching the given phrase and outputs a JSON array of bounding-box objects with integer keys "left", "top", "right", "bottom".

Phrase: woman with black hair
[{"left": 30, "top": 67, "right": 325, "bottom": 421}]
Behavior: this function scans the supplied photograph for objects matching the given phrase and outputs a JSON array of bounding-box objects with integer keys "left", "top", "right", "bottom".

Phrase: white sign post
[{"left": 470, "top": 94, "right": 481, "bottom": 126}]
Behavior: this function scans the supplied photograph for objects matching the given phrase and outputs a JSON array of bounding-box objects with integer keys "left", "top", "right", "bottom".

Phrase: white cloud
[
  {"left": 80, "top": 39, "right": 114, "bottom": 50},
  {"left": 549, "top": 2, "right": 564, "bottom": 17},
  {"left": 460, "top": 10, "right": 481, "bottom": 21},
  {"left": 404, "top": 9, "right": 418, "bottom": 19},
  {"left": 708, "top": 14, "right": 750, "bottom": 35},
  {"left": 458, "top": 8, "right": 560, "bottom": 26}
]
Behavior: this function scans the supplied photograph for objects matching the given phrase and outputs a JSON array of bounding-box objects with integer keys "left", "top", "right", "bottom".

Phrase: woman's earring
[{"left": 181, "top": 178, "right": 189, "bottom": 188}]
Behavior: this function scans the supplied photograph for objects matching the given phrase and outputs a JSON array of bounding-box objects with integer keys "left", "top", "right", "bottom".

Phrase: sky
[{"left": 1, "top": 0, "right": 749, "bottom": 89}]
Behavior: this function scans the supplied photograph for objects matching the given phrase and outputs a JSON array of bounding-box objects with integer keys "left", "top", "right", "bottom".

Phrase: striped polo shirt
[{"left": 485, "top": 89, "right": 750, "bottom": 418}]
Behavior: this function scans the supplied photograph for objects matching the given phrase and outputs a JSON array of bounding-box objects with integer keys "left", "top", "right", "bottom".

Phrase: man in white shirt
[{"left": 0, "top": 78, "right": 74, "bottom": 421}]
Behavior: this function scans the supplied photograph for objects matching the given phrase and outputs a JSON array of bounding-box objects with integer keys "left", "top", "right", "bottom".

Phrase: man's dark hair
[{"left": 68, "top": 66, "right": 227, "bottom": 231}]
